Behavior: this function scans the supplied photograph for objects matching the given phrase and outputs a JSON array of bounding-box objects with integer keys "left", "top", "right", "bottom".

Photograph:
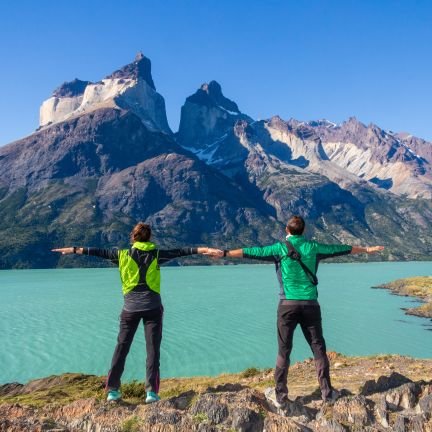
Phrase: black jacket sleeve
[
  {"left": 82, "top": 247, "right": 119, "bottom": 262},
  {"left": 158, "top": 247, "right": 198, "bottom": 265}
]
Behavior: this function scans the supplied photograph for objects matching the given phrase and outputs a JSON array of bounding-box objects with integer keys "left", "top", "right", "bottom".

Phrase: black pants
[
  {"left": 275, "top": 301, "right": 332, "bottom": 402},
  {"left": 106, "top": 307, "right": 163, "bottom": 393}
]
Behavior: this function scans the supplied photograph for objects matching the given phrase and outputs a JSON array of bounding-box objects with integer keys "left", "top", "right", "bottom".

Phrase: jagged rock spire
[
  {"left": 105, "top": 53, "right": 156, "bottom": 90},
  {"left": 186, "top": 80, "right": 240, "bottom": 113},
  {"left": 135, "top": 51, "right": 145, "bottom": 62}
]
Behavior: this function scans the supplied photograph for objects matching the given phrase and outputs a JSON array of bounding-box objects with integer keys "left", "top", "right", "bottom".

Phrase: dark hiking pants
[
  {"left": 106, "top": 306, "right": 163, "bottom": 393},
  {"left": 275, "top": 301, "right": 332, "bottom": 402}
]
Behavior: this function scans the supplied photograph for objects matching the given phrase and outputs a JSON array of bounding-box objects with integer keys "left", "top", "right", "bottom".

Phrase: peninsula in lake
[{"left": 375, "top": 276, "right": 432, "bottom": 319}]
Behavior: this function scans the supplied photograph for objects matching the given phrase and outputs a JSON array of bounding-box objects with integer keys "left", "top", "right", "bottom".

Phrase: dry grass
[
  {"left": 378, "top": 276, "right": 432, "bottom": 299},
  {"left": 2, "top": 353, "right": 431, "bottom": 408}
]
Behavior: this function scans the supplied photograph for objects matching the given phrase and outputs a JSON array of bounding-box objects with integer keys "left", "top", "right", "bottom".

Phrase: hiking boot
[
  {"left": 145, "top": 391, "right": 160, "bottom": 404},
  {"left": 323, "top": 389, "right": 340, "bottom": 404},
  {"left": 107, "top": 389, "right": 122, "bottom": 402},
  {"left": 265, "top": 387, "right": 288, "bottom": 409}
]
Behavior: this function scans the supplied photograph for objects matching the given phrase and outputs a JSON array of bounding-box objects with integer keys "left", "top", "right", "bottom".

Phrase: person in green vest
[
  {"left": 52, "top": 222, "right": 221, "bottom": 403},
  {"left": 210, "top": 215, "right": 384, "bottom": 408}
]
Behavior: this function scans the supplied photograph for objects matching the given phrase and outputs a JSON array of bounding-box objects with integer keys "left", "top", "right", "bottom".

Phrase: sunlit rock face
[
  {"left": 179, "top": 84, "right": 432, "bottom": 199},
  {"left": 39, "top": 53, "right": 172, "bottom": 134}
]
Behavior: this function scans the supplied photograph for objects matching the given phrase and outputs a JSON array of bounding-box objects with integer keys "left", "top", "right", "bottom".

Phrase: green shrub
[
  {"left": 121, "top": 416, "right": 141, "bottom": 432},
  {"left": 121, "top": 381, "right": 146, "bottom": 399},
  {"left": 192, "top": 413, "right": 208, "bottom": 424},
  {"left": 241, "top": 367, "right": 260, "bottom": 378}
]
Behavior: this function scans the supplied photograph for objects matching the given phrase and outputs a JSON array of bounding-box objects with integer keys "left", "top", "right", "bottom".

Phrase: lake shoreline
[{"left": 373, "top": 276, "right": 432, "bottom": 319}]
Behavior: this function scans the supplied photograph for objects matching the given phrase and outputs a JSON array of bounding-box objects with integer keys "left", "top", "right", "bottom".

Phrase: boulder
[
  {"left": 0, "top": 382, "right": 23, "bottom": 397},
  {"left": 165, "top": 390, "right": 196, "bottom": 410},
  {"left": 360, "top": 372, "right": 412, "bottom": 396},
  {"left": 190, "top": 394, "right": 229, "bottom": 425},
  {"left": 331, "top": 396, "right": 374, "bottom": 426},
  {"left": 384, "top": 382, "right": 421, "bottom": 410},
  {"left": 231, "top": 407, "right": 264, "bottom": 432},
  {"left": 393, "top": 413, "right": 428, "bottom": 432},
  {"left": 146, "top": 408, "right": 182, "bottom": 425},
  {"left": 375, "top": 397, "right": 389, "bottom": 428},
  {"left": 419, "top": 393, "right": 432, "bottom": 418}
]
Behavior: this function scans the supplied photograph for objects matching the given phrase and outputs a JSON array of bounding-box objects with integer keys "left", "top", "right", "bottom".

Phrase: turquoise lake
[{"left": 0, "top": 262, "right": 431, "bottom": 385}]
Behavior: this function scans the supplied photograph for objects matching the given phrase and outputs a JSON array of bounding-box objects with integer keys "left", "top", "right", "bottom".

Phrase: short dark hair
[
  {"left": 286, "top": 216, "right": 305, "bottom": 235},
  {"left": 130, "top": 222, "right": 151, "bottom": 243}
]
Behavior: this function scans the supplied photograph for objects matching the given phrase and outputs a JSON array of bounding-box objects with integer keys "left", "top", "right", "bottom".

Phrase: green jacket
[{"left": 243, "top": 235, "right": 352, "bottom": 300}]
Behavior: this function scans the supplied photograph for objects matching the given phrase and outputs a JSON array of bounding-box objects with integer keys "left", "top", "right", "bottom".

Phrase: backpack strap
[{"left": 285, "top": 241, "right": 318, "bottom": 286}]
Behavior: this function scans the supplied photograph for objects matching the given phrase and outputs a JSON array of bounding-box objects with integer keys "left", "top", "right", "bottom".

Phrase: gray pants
[{"left": 275, "top": 301, "right": 332, "bottom": 403}]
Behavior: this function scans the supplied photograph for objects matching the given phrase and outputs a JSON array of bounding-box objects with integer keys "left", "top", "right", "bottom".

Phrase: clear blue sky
[{"left": 1, "top": 0, "right": 431, "bottom": 146}]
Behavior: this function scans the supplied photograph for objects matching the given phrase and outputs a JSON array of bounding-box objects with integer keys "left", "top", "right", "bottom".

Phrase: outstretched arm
[
  {"left": 208, "top": 243, "right": 282, "bottom": 260},
  {"left": 188, "top": 248, "right": 243, "bottom": 258},
  {"left": 52, "top": 247, "right": 83, "bottom": 255},
  {"left": 350, "top": 245, "right": 384, "bottom": 254},
  {"left": 158, "top": 247, "right": 223, "bottom": 264},
  {"left": 224, "top": 249, "right": 243, "bottom": 258},
  {"left": 52, "top": 247, "right": 119, "bottom": 260}
]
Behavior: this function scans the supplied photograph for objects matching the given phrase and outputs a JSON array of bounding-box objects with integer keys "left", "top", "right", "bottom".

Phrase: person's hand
[
  {"left": 203, "top": 248, "right": 224, "bottom": 258},
  {"left": 366, "top": 246, "right": 384, "bottom": 254},
  {"left": 52, "top": 247, "right": 74, "bottom": 255}
]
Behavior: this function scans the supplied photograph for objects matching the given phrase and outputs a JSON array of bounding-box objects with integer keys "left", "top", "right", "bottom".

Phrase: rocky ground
[
  {"left": 1, "top": 353, "right": 431, "bottom": 431},
  {"left": 374, "top": 276, "right": 432, "bottom": 318}
]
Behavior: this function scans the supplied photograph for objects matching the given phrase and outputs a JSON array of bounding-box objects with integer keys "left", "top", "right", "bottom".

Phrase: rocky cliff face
[
  {"left": 177, "top": 80, "right": 252, "bottom": 150},
  {"left": 1, "top": 53, "right": 432, "bottom": 268},
  {"left": 268, "top": 116, "right": 432, "bottom": 198},
  {"left": 314, "top": 117, "right": 432, "bottom": 198},
  {"left": 180, "top": 97, "right": 432, "bottom": 200},
  {"left": 396, "top": 132, "right": 432, "bottom": 165},
  {"left": 1, "top": 354, "right": 431, "bottom": 431},
  {"left": 39, "top": 53, "right": 171, "bottom": 134}
]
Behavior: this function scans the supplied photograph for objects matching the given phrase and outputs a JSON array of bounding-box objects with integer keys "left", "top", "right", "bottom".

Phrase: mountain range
[{"left": 0, "top": 52, "right": 431, "bottom": 268}]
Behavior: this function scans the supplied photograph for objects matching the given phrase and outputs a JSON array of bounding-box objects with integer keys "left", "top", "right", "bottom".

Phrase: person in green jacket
[
  {"left": 53, "top": 222, "right": 221, "bottom": 403},
  {"left": 213, "top": 215, "right": 384, "bottom": 408}
]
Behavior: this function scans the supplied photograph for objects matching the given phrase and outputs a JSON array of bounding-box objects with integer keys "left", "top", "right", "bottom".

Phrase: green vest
[{"left": 118, "top": 242, "right": 160, "bottom": 295}]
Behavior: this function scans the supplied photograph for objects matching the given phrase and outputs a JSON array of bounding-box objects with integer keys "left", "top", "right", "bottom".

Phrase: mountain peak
[
  {"left": 200, "top": 80, "right": 222, "bottom": 96},
  {"left": 178, "top": 81, "right": 252, "bottom": 150},
  {"left": 135, "top": 51, "right": 145, "bottom": 62},
  {"left": 344, "top": 116, "right": 365, "bottom": 128},
  {"left": 187, "top": 81, "right": 240, "bottom": 114},
  {"left": 105, "top": 53, "right": 155, "bottom": 90},
  {"left": 269, "top": 115, "right": 287, "bottom": 125},
  {"left": 39, "top": 53, "right": 171, "bottom": 134}
]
